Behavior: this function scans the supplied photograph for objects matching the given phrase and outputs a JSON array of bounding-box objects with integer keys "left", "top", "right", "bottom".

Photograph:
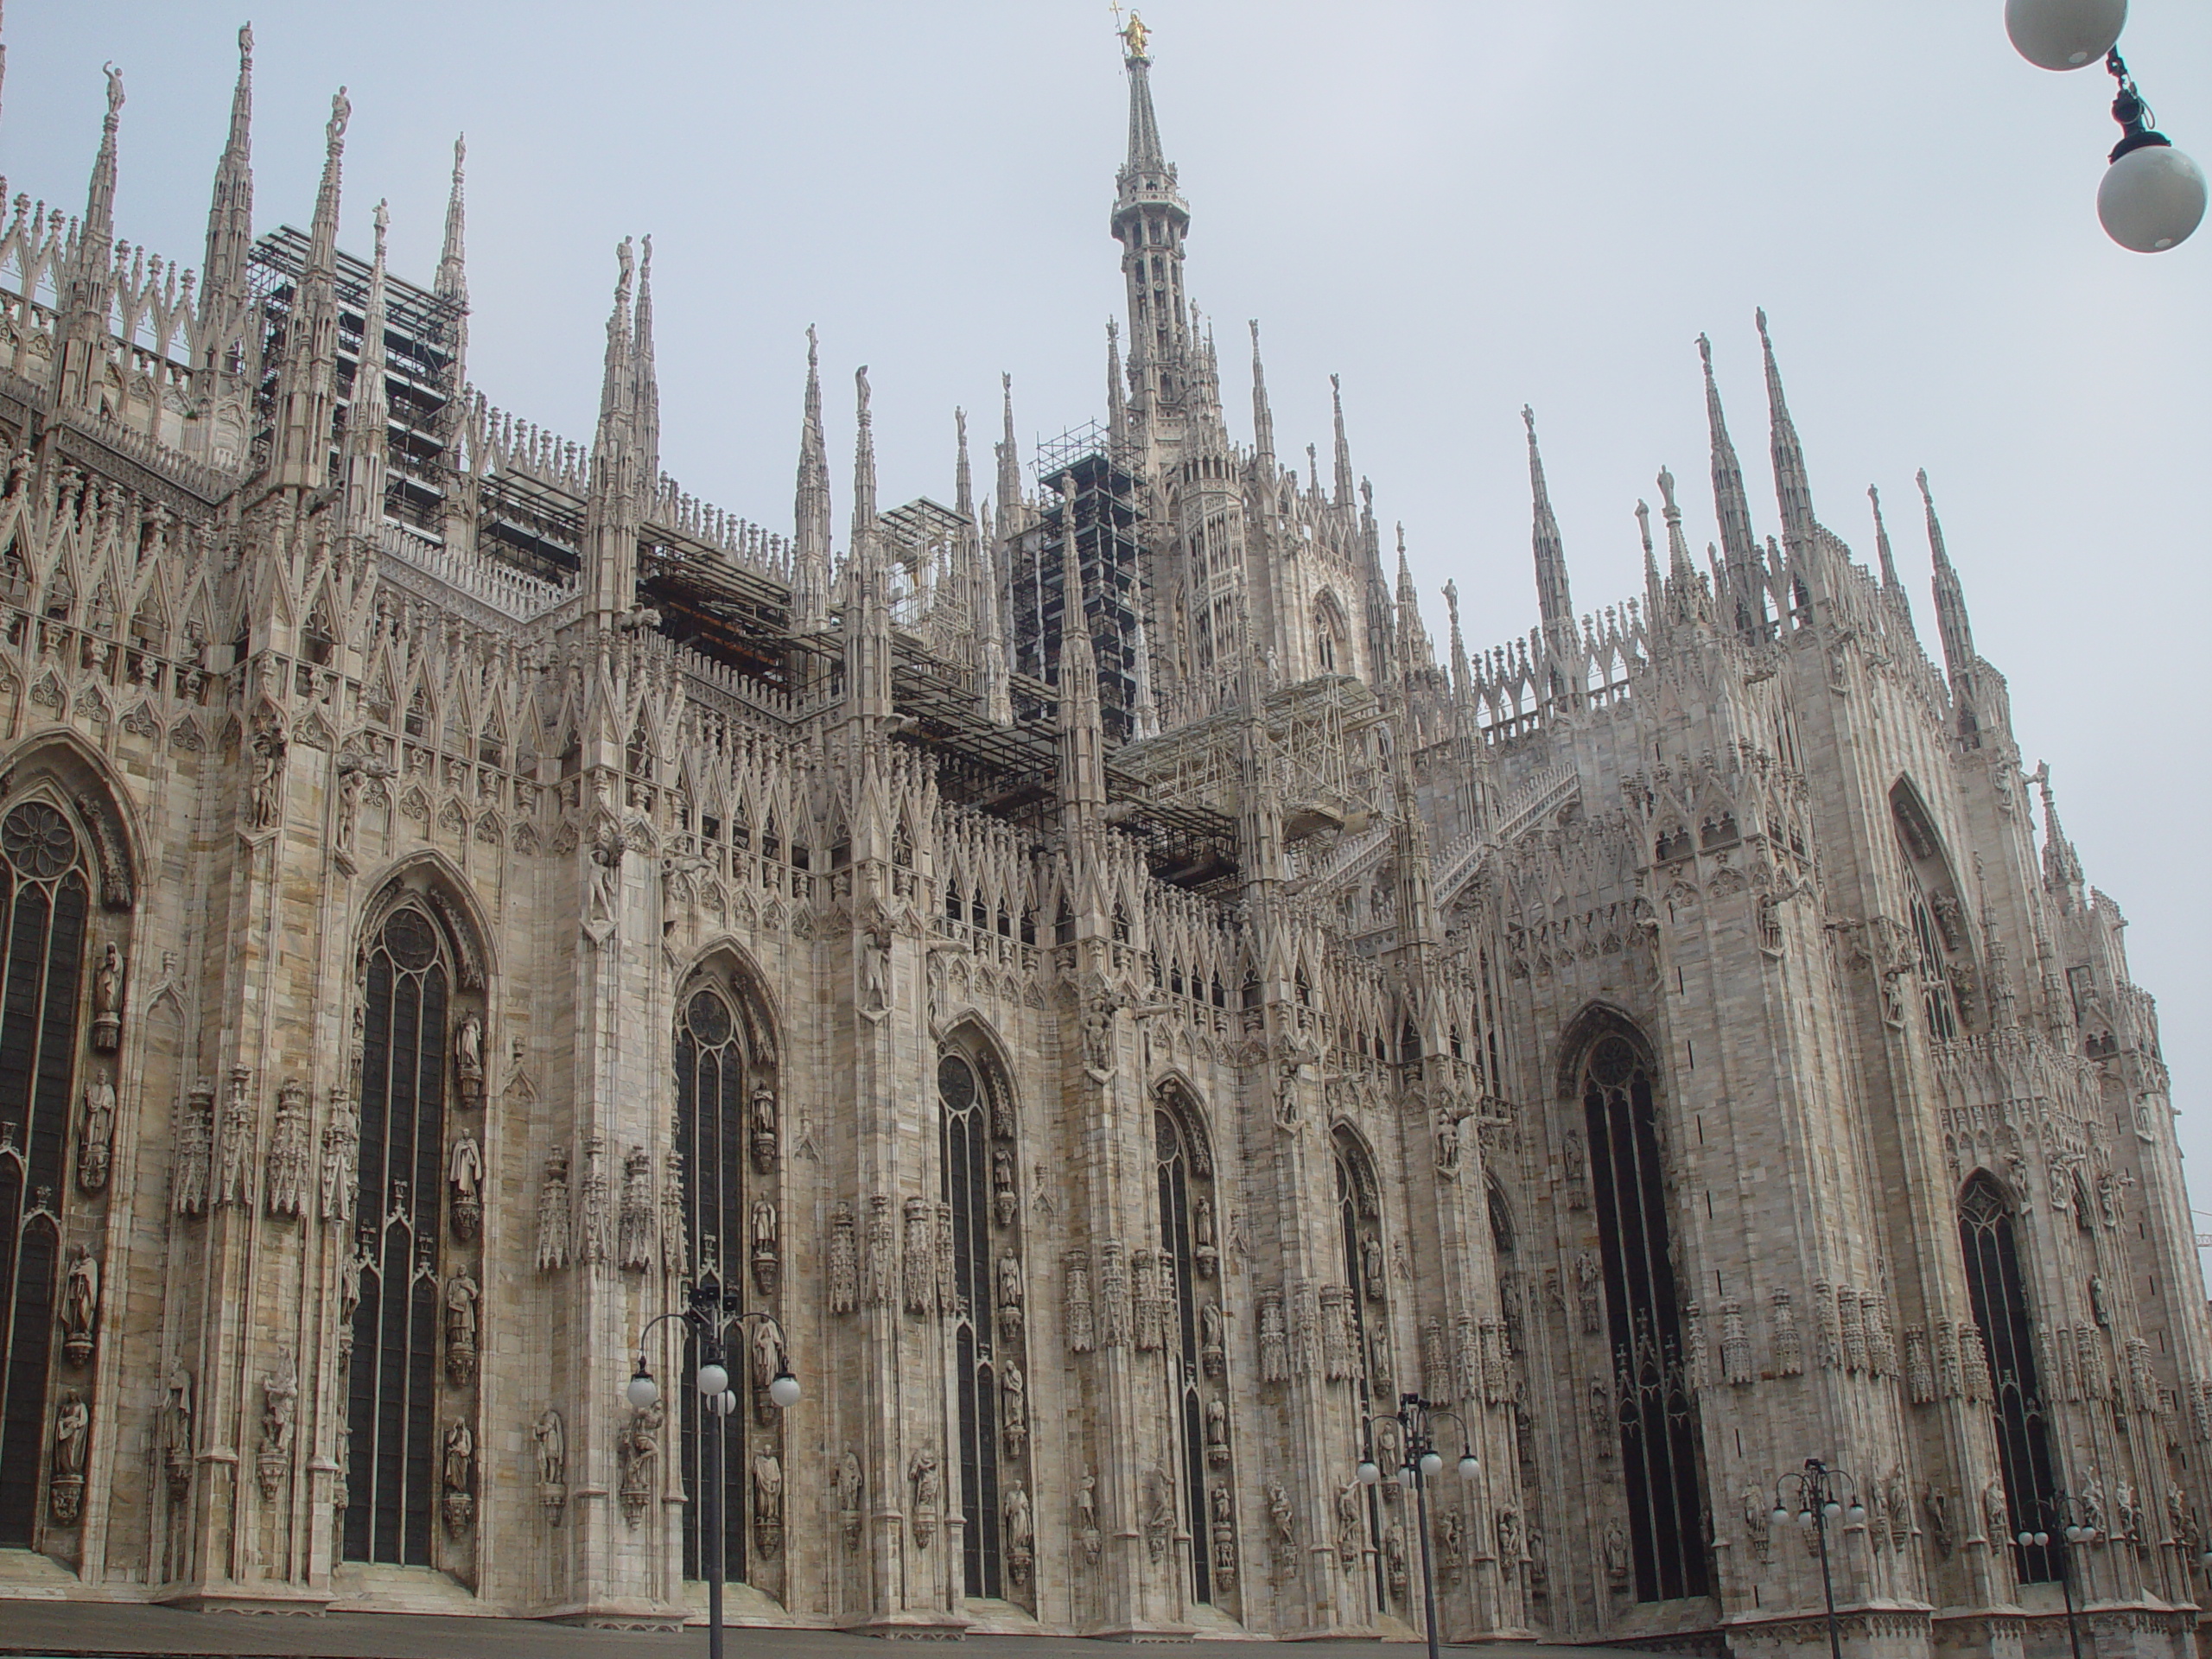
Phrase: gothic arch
[
  {"left": 0, "top": 772, "right": 137, "bottom": 1552},
  {"left": 671, "top": 947, "right": 785, "bottom": 1589},
  {"left": 1155, "top": 1077, "right": 1230, "bottom": 1609},
  {"left": 938, "top": 1018, "right": 1033, "bottom": 1605},
  {"left": 1958, "top": 1169, "right": 2059, "bottom": 1584},
  {"left": 1562, "top": 1011, "right": 1711, "bottom": 1605},
  {"left": 1, "top": 727, "right": 147, "bottom": 909},
  {"left": 340, "top": 876, "right": 488, "bottom": 1572},
  {"left": 1889, "top": 777, "right": 1974, "bottom": 1039},
  {"left": 1553, "top": 1001, "right": 1643, "bottom": 1103},
  {"left": 358, "top": 851, "right": 496, "bottom": 994},
  {"left": 679, "top": 936, "right": 783, "bottom": 1070},
  {"left": 1312, "top": 588, "right": 1351, "bottom": 677}
]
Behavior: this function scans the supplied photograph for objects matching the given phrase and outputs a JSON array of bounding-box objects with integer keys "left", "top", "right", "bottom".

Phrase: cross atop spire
[{"left": 1522, "top": 405, "right": 1574, "bottom": 641}]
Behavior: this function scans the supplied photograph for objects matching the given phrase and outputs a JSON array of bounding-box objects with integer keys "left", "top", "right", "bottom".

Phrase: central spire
[{"left": 1111, "top": 15, "right": 1192, "bottom": 423}]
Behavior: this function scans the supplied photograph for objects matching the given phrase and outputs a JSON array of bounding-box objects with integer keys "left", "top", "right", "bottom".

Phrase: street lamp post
[
  {"left": 629, "top": 1279, "right": 802, "bottom": 1659},
  {"left": 1356, "top": 1392, "right": 1482, "bottom": 1659},
  {"left": 1769, "top": 1459, "right": 1866, "bottom": 1659},
  {"left": 2012, "top": 1490, "right": 2094, "bottom": 1659}
]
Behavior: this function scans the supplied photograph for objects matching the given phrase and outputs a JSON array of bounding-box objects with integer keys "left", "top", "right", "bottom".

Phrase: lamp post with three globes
[
  {"left": 1356, "top": 1393, "right": 1482, "bottom": 1659},
  {"left": 629, "top": 1281, "right": 801, "bottom": 1659},
  {"left": 1770, "top": 1459, "right": 1866, "bottom": 1659}
]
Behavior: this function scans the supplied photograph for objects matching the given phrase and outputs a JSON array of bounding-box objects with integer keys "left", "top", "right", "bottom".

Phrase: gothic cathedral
[{"left": 0, "top": 19, "right": 2202, "bottom": 1659}]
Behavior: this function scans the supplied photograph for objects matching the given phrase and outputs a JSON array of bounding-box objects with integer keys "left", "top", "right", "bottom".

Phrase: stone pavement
[{"left": 0, "top": 1604, "right": 1676, "bottom": 1659}]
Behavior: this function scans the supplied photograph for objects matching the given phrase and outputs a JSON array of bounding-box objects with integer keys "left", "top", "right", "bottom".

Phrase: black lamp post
[
  {"left": 1769, "top": 1459, "right": 1865, "bottom": 1659},
  {"left": 1356, "top": 1392, "right": 1481, "bottom": 1659},
  {"left": 630, "top": 1279, "right": 801, "bottom": 1659},
  {"left": 2013, "top": 1488, "right": 2098, "bottom": 1659}
]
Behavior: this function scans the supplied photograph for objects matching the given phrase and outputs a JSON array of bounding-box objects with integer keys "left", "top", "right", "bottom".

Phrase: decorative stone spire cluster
[{"left": 582, "top": 236, "right": 658, "bottom": 618}]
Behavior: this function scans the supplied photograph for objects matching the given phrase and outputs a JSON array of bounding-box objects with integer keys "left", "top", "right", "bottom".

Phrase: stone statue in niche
[
  {"left": 618, "top": 1401, "right": 662, "bottom": 1527},
  {"left": 1433, "top": 1109, "right": 1462, "bottom": 1177},
  {"left": 159, "top": 1366, "right": 193, "bottom": 1498},
  {"left": 78, "top": 1070, "right": 116, "bottom": 1193},
  {"left": 996, "top": 1253, "right": 1024, "bottom": 1341},
  {"left": 1077, "top": 1469, "right": 1102, "bottom": 1565},
  {"left": 1438, "top": 1507, "right": 1465, "bottom": 1585},
  {"left": 49, "top": 1390, "right": 90, "bottom": 1523},
  {"left": 1602, "top": 1520, "right": 1630, "bottom": 1588},
  {"left": 249, "top": 722, "right": 286, "bottom": 830},
  {"left": 448, "top": 1133, "right": 485, "bottom": 1243},
  {"left": 753, "top": 1451, "right": 784, "bottom": 1557},
  {"left": 534, "top": 1407, "right": 567, "bottom": 1514},
  {"left": 2090, "top": 1274, "right": 2112, "bottom": 1327},
  {"left": 1143, "top": 1465, "right": 1174, "bottom": 1563},
  {"left": 1335, "top": 1480, "right": 1363, "bottom": 1570},
  {"left": 751, "top": 1315, "right": 786, "bottom": 1424},
  {"left": 1206, "top": 1393, "right": 1230, "bottom": 1467},
  {"left": 1193, "top": 1194, "right": 1219, "bottom": 1278},
  {"left": 1004, "top": 1481, "right": 1034, "bottom": 1585},
  {"left": 1384, "top": 1518, "right": 1408, "bottom": 1593},
  {"left": 1268, "top": 1482, "right": 1296, "bottom": 1573},
  {"left": 1362, "top": 1235, "right": 1386, "bottom": 1304},
  {"left": 618, "top": 1146, "right": 657, "bottom": 1272},
  {"left": 837, "top": 1452, "right": 865, "bottom": 1547},
  {"left": 1211, "top": 1483, "right": 1238, "bottom": 1587},
  {"left": 1744, "top": 1487, "right": 1774, "bottom": 1563},
  {"left": 454, "top": 1013, "right": 484, "bottom": 1099},
  {"left": 1001, "top": 1362, "right": 1027, "bottom": 1454},
  {"left": 444, "top": 1272, "right": 480, "bottom": 1386},
  {"left": 1201, "top": 1302, "right": 1225, "bottom": 1377},
  {"left": 661, "top": 1149, "right": 687, "bottom": 1276},
  {"left": 60, "top": 1245, "right": 99, "bottom": 1365},
  {"left": 992, "top": 1146, "right": 1017, "bottom": 1228},
  {"left": 909, "top": 1448, "right": 941, "bottom": 1548},
  {"left": 321, "top": 1090, "right": 359, "bottom": 1224},
  {"left": 750, "top": 1080, "right": 778, "bottom": 1173},
  {"left": 91, "top": 942, "right": 124, "bottom": 1051},
  {"left": 257, "top": 1348, "right": 296, "bottom": 1500},
  {"left": 750, "top": 1198, "right": 779, "bottom": 1294},
  {"left": 442, "top": 1420, "right": 475, "bottom": 1537},
  {"left": 1081, "top": 995, "right": 1115, "bottom": 1080}
]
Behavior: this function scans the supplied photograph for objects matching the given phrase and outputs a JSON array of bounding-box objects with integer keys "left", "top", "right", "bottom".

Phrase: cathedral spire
[
  {"left": 2033, "top": 762, "right": 2086, "bottom": 911},
  {"left": 792, "top": 327, "right": 831, "bottom": 632},
  {"left": 1249, "top": 321, "right": 1274, "bottom": 467},
  {"left": 1522, "top": 405, "right": 1574, "bottom": 641},
  {"left": 1056, "top": 480, "right": 1106, "bottom": 823},
  {"left": 1395, "top": 529, "right": 1433, "bottom": 668},
  {"left": 1112, "top": 16, "right": 1191, "bottom": 413},
  {"left": 270, "top": 88, "right": 350, "bottom": 491},
  {"left": 340, "top": 200, "right": 391, "bottom": 533},
  {"left": 582, "top": 238, "right": 641, "bottom": 618},
  {"left": 632, "top": 234, "right": 660, "bottom": 495},
  {"left": 57, "top": 63, "right": 125, "bottom": 411},
  {"left": 953, "top": 405, "right": 974, "bottom": 521},
  {"left": 1331, "top": 375, "right": 1354, "bottom": 508},
  {"left": 1917, "top": 468, "right": 1973, "bottom": 673},
  {"left": 435, "top": 136, "right": 467, "bottom": 308},
  {"left": 198, "top": 28, "right": 254, "bottom": 377},
  {"left": 1637, "top": 499, "right": 1663, "bottom": 620},
  {"left": 994, "top": 372, "right": 1021, "bottom": 541},
  {"left": 1699, "top": 331, "right": 1763, "bottom": 636},
  {"left": 851, "top": 363, "right": 877, "bottom": 546},
  {"left": 1867, "top": 484, "right": 1906, "bottom": 606},
  {"left": 1106, "top": 320, "right": 1128, "bottom": 450},
  {"left": 1757, "top": 308, "right": 1818, "bottom": 563}
]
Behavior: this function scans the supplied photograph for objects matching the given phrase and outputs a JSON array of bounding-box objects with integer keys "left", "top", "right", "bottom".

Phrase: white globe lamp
[
  {"left": 2005, "top": 0, "right": 2126, "bottom": 71},
  {"left": 2100, "top": 143, "right": 2207, "bottom": 251}
]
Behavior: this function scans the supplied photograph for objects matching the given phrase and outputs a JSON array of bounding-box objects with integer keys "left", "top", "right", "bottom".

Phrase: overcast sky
[{"left": 9, "top": 1, "right": 2210, "bottom": 1226}]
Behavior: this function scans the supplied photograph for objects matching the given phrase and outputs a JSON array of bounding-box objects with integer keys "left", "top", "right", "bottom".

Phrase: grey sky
[{"left": 10, "top": 1, "right": 2209, "bottom": 1222}]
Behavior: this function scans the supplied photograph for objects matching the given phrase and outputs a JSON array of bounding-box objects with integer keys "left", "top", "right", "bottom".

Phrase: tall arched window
[
  {"left": 674, "top": 970, "right": 753, "bottom": 1585},
  {"left": 941, "top": 1040, "right": 1029, "bottom": 1605},
  {"left": 1156, "top": 1090, "right": 1222, "bottom": 1607},
  {"left": 0, "top": 798, "right": 96, "bottom": 1549},
  {"left": 1332, "top": 1127, "right": 1392, "bottom": 1616},
  {"left": 1578, "top": 1024, "right": 1708, "bottom": 1603},
  {"left": 345, "top": 899, "right": 457, "bottom": 1567},
  {"left": 1959, "top": 1173, "right": 2058, "bottom": 1584}
]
